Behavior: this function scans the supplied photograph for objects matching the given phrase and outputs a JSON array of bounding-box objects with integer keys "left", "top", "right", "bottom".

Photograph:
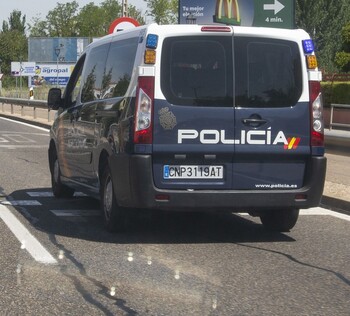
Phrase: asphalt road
[{"left": 0, "top": 117, "right": 349, "bottom": 315}]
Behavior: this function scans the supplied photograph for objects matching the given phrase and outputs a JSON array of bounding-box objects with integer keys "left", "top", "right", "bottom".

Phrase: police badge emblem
[{"left": 158, "top": 107, "right": 177, "bottom": 130}]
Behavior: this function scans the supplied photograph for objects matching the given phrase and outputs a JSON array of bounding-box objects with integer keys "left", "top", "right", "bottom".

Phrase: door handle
[{"left": 242, "top": 115, "right": 267, "bottom": 127}]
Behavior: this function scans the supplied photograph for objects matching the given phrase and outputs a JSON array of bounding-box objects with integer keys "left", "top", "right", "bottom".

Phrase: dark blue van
[{"left": 48, "top": 24, "right": 326, "bottom": 232}]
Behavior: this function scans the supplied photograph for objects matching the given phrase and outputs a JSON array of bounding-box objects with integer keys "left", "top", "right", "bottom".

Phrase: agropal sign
[
  {"left": 178, "top": 0, "right": 295, "bottom": 29},
  {"left": 31, "top": 63, "right": 75, "bottom": 86}
]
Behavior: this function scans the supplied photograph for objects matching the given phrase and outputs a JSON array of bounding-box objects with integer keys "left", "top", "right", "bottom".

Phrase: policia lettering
[
  {"left": 214, "top": 0, "right": 241, "bottom": 25},
  {"left": 178, "top": 128, "right": 299, "bottom": 147}
]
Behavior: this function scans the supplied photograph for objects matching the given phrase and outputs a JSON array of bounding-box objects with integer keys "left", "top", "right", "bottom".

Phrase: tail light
[
  {"left": 309, "top": 81, "right": 324, "bottom": 148},
  {"left": 134, "top": 76, "right": 155, "bottom": 144}
]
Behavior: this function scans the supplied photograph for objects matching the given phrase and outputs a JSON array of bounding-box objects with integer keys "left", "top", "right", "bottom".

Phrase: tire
[
  {"left": 50, "top": 150, "right": 75, "bottom": 198},
  {"left": 260, "top": 208, "right": 299, "bottom": 232},
  {"left": 100, "top": 166, "right": 127, "bottom": 232}
]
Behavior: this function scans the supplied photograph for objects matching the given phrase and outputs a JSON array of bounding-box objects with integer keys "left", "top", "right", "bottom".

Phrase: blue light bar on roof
[
  {"left": 302, "top": 39, "right": 314, "bottom": 54},
  {"left": 146, "top": 34, "right": 158, "bottom": 49}
]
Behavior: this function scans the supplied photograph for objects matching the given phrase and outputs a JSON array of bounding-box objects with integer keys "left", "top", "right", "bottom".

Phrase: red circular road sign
[{"left": 108, "top": 17, "right": 140, "bottom": 34}]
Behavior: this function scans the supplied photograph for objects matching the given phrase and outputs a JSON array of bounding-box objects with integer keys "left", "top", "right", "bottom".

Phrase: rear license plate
[{"left": 163, "top": 165, "right": 223, "bottom": 179}]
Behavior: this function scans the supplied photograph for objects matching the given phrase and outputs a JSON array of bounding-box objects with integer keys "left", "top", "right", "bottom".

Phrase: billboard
[
  {"left": 28, "top": 37, "right": 89, "bottom": 63},
  {"left": 31, "top": 63, "right": 75, "bottom": 86},
  {"left": 11, "top": 62, "right": 36, "bottom": 77},
  {"left": 179, "top": 0, "right": 295, "bottom": 29}
]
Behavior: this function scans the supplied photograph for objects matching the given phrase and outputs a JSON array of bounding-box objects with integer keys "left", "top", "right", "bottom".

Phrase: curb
[{"left": 321, "top": 196, "right": 350, "bottom": 216}]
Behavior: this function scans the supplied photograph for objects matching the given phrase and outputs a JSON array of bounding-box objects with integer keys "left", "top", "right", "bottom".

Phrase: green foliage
[
  {"left": 76, "top": 3, "right": 106, "bottom": 37},
  {"left": 335, "top": 52, "right": 350, "bottom": 72},
  {"left": 335, "top": 23, "right": 350, "bottom": 72},
  {"left": 2, "top": 10, "right": 26, "bottom": 33},
  {"left": 46, "top": 1, "right": 79, "bottom": 37},
  {"left": 0, "top": 10, "right": 27, "bottom": 82},
  {"left": 296, "top": 0, "right": 350, "bottom": 72},
  {"left": 28, "top": 17, "right": 48, "bottom": 37},
  {"left": 146, "top": 0, "right": 178, "bottom": 24},
  {"left": 321, "top": 82, "right": 350, "bottom": 106},
  {"left": 28, "top": 0, "right": 144, "bottom": 38}
]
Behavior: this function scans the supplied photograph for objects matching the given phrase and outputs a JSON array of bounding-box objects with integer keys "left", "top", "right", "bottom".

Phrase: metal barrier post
[
  {"left": 11, "top": 103, "right": 13, "bottom": 114},
  {"left": 33, "top": 106, "right": 37, "bottom": 119},
  {"left": 21, "top": 105, "right": 24, "bottom": 116},
  {"left": 329, "top": 104, "right": 334, "bottom": 131},
  {"left": 48, "top": 109, "right": 51, "bottom": 122}
]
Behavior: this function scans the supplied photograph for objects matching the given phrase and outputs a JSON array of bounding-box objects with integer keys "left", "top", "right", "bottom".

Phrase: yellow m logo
[{"left": 215, "top": 0, "right": 240, "bottom": 22}]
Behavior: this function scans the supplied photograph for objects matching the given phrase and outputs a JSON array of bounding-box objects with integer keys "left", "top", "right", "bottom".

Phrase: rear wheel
[
  {"left": 50, "top": 150, "right": 75, "bottom": 198},
  {"left": 260, "top": 208, "right": 299, "bottom": 232},
  {"left": 100, "top": 166, "right": 127, "bottom": 232}
]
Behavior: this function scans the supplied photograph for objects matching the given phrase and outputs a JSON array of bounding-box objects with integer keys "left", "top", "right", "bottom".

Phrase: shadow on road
[{"left": 8, "top": 187, "right": 296, "bottom": 245}]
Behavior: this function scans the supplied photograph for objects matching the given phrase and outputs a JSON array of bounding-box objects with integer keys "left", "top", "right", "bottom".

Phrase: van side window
[
  {"left": 161, "top": 36, "right": 233, "bottom": 107},
  {"left": 81, "top": 43, "right": 109, "bottom": 103},
  {"left": 101, "top": 37, "right": 138, "bottom": 99},
  {"left": 235, "top": 37, "right": 302, "bottom": 107},
  {"left": 64, "top": 54, "right": 85, "bottom": 108}
]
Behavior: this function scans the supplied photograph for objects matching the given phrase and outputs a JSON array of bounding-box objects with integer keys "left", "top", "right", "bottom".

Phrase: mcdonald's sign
[
  {"left": 179, "top": 0, "right": 295, "bottom": 29},
  {"left": 214, "top": 0, "right": 241, "bottom": 25}
]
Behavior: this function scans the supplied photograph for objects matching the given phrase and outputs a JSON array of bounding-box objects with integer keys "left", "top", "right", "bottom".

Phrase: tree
[
  {"left": 28, "top": 0, "right": 145, "bottom": 38},
  {"left": 0, "top": 10, "right": 27, "bottom": 80},
  {"left": 2, "top": 10, "right": 26, "bottom": 33},
  {"left": 146, "top": 0, "right": 178, "bottom": 24},
  {"left": 28, "top": 16, "right": 48, "bottom": 37},
  {"left": 296, "top": 0, "right": 350, "bottom": 72},
  {"left": 76, "top": 3, "right": 106, "bottom": 37},
  {"left": 46, "top": 1, "right": 80, "bottom": 37},
  {"left": 335, "top": 23, "right": 350, "bottom": 72}
]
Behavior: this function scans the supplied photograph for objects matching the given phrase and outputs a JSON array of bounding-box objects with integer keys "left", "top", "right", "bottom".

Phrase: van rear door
[
  {"left": 233, "top": 36, "right": 309, "bottom": 190},
  {"left": 154, "top": 34, "right": 235, "bottom": 190},
  {"left": 154, "top": 31, "right": 309, "bottom": 192}
]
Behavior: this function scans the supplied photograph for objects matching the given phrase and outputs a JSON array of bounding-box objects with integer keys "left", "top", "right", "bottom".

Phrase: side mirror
[{"left": 48, "top": 88, "right": 63, "bottom": 110}]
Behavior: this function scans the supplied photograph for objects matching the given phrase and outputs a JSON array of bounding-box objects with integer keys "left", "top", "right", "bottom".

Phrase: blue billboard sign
[{"left": 28, "top": 37, "right": 89, "bottom": 63}]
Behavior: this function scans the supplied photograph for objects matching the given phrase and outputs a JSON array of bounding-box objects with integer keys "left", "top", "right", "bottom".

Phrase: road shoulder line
[{"left": 0, "top": 204, "right": 57, "bottom": 264}]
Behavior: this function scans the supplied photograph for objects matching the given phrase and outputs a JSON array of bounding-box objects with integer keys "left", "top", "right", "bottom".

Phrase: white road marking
[
  {"left": 239, "top": 207, "right": 350, "bottom": 222},
  {"left": 300, "top": 207, "right": 350, "bottom": 222},
  {"left": 50, "top": 209, "right": 100, "bottom": 217},
  {"left": 3, "top": 134, "right": 35, "bottom": 143},
  {"left": 0, "top": 204, "right": 57, "bottom": 264},
  {"left": 0, "top": 145, "right": 48, "bottom": 148},
  {"left": 2, "top": 200, "right": 42, "bottom": 206},
  {"left": 0, "top": 117, "right": 49, "bottom": 132},
  {"left": 27, "top": 191, "right": 87, "bottom": 197}
]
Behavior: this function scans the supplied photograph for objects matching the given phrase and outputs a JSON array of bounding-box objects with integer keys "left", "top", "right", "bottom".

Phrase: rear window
[
  {"left": 235, "top": 37, "right": 302, "bottom": 108},
  {"left": 161, "top": 36, "right": 233, "bottom": 107},
  {"left": 161, "top": 36, "right": 302, "bottom": 108}
]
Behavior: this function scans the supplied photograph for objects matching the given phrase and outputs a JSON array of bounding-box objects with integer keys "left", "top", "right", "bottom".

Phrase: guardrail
[
  {"left": 0, "top": 97, "right": 52, "bottom": 122},
  {"left": 329, "top": 103, "right": 350, "bottom": 130}
]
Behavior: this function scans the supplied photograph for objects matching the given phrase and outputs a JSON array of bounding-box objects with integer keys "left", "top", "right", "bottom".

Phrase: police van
[{"left": 47, "top": 24, "right": 326, "bottom": 232}]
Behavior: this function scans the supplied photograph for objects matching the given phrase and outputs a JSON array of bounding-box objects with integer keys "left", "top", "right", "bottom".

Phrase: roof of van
[{"left": 86, "top": 23, "right": 310, "bottom": 52}]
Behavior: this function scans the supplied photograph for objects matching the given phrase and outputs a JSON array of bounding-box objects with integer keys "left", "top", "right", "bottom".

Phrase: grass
[{"left": 0, "top": 86, "right": 57, "bottom": 100}]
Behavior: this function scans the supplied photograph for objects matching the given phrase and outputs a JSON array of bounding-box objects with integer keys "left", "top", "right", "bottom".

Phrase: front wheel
[
  {"left": 100, "top": 166, "right": 127, "bottom": 232},
  {"left": 50, "top": 150, "right": 75, "bottom": 198},
  {"left": 260, "top": 208, "right": 299, "bottom": 232}
]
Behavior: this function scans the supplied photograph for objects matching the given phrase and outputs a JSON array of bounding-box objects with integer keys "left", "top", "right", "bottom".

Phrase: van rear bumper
[{"left": 110, "top": 155, "right": 327, "bottom": 211}]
